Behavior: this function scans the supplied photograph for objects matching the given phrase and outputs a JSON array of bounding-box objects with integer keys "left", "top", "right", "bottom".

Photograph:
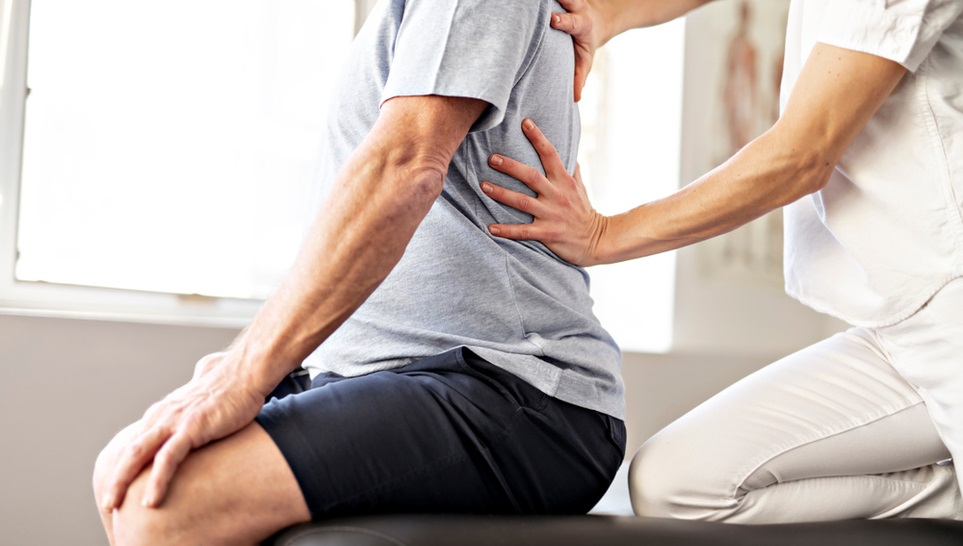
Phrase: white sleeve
[{"left": 817, "top": 0, "right": 963, "bottom": 71}]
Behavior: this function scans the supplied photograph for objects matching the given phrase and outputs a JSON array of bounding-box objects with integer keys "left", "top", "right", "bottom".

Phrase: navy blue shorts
[{"left": 255, "top": 348, "right": 625, "bottom": 518}]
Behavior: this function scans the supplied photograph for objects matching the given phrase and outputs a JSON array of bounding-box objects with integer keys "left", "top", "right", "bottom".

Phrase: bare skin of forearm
[
  {"left": 598, "top": 0, "right": 714, "bottom": 42},
  {"left": 230, "top": 97, "right": 485, "bottom": 394},
  {"left": 595, "top": 44, "right": 906, "bottom": 264},
  {"left": 599, "top": 127, "right": 827, "bottom": 262}
]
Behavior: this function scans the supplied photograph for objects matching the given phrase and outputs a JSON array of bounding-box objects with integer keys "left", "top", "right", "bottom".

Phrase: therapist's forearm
[
  {"left": 593, "top": 43, "right": 905, "bottom": 265},
  {"left": 598, "top": 0, "right": 714, "bottom": 43},
  {"left": 596, "top": 127, "right": 829, "bottom": 264}
]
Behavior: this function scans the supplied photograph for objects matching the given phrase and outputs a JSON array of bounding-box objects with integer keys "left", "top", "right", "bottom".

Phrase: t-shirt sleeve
[
  {"left": 382, "top": 0, "right": 545, "bottom": 132},
  {"left": 817, "top": 0, "right": 963, "bottom": 72}
]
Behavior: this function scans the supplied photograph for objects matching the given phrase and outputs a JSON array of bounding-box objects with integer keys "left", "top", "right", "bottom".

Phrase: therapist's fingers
[
  {"left": 486, "top": 220, "right": 550, "bottom": 242},
  {"left": 552, "top": 0, "right": 596, "bottom": 101},
  {"left": 520, "top": 119, "right": 569, "bottom": 182},
  {"left": 481, "top": 182, "right": 548, "bottom": 218},
  {"left": 487, "top": 154, "right": 555, "bottom": 198},
  {"left": 551, "top": 0, "right": 589, "bottom": 37}
]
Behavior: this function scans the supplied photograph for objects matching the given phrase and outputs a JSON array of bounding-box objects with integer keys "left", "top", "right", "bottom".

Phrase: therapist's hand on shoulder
[
  {"left": 482, "top": 119, "right": 608, "bottom": 267},
  {"left": 552, "top": 0, "right": 716, "bottom": 101},
  {"left": 551, "top": 0, "right": 604, "bottom": 102}
]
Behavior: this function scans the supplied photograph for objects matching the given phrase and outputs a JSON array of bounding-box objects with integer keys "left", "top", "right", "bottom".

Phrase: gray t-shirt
[{"left": 303, "top": 0, "right": 624, "bottom": 419}]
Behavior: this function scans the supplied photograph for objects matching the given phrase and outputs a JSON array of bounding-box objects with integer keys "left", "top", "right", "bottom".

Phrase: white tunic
[{"left": 782, "top": 0, "right": 963, "bottom": 327}]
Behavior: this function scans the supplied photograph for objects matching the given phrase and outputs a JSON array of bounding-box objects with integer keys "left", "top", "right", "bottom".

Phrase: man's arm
[
  {"left": 482, "top": 43, "right": 906, "bottom": 265},
  {"left": 100, "top": 95, "right": 487, "bottom": 511},
  {"left": 238, "top": 95, "right": 487, "bottom": 383}
]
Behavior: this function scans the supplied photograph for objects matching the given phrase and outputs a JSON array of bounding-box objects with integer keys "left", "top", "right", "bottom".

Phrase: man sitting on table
[{"left": 92, "top": 1, "right": 626, "bottom": 544}]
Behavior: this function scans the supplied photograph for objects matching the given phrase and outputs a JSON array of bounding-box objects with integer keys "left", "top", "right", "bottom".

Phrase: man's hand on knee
[{"left": 98, "top": 351, "right": 268, "bottom": 512}]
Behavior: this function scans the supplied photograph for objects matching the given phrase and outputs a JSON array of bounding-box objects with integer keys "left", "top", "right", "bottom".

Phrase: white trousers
[{"left": 629, "top": 278, "right": 963, "bottom": 523}]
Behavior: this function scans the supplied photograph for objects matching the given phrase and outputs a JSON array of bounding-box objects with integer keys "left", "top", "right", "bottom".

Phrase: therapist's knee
[
  {"left": 629, "top": 435, "right": 684, "bottom": 518},
  {"left": 628, "top": 432, "right": 723, "bottom": 520}
]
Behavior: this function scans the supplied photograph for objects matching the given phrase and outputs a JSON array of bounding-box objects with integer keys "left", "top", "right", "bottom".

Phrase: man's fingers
[
  {"left": 520, "top": 119, "right": 569, "bottom": 181},
  {"left": 142, "top": 432, "right": 193, "bottom": 508},
  {"left": 101, "top": 426, "right": 170, "bottom": 511}
]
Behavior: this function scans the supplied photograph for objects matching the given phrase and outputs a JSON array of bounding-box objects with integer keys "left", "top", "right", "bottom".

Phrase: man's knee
[
  {"left": 92, "top": 444, "right": 111, "bottom": 507},
  {"left": 92, "top": 425, "right": 203, "bottom": 546},
  {"left": 96, "top": 422, "right": 308, "bottom": 546},
  {"left": 109, "top": 471, "right": 197, "bottom": 546},
  {"left": 93, "top": 423, "right": 139, "bottom": 510}
]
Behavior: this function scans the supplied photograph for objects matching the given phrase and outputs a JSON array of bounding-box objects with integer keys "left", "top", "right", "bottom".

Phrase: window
[
  {"left": 1, "top": 1, "right": 683, "bottom": 351},
  {"left": 0, "top": 0, "right": 354, "bottom": 324}
]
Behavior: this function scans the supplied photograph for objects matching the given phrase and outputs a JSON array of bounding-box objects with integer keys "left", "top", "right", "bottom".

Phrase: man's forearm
[
  {"left": 227, "top": 96, "right": 487, "bottom": 394},
  {"left": 234, "top": 159, "right": 442, "bottom": 391}
]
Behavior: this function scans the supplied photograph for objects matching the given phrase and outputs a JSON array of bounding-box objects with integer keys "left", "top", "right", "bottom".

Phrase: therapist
[{"left": 481, "top": 0, "right": 963, "bottom": 522}]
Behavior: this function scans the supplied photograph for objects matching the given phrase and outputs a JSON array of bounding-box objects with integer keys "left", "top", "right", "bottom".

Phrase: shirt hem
[{"left": 784, "top": 273, "right": 963, "bottom": 329}]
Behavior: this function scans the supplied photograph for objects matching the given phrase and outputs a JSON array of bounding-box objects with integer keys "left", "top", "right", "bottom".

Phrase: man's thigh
[
  {"left": 103, "top": 422, "right": 309, "bottom": 546},
  {"left": 256, "top": 348, "right": 623, "bottom": 518}
]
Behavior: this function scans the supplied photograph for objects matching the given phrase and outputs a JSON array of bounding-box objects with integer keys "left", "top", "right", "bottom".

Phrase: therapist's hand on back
[{"left": 481, "top": 118, "right": 608, "bottom": 267}]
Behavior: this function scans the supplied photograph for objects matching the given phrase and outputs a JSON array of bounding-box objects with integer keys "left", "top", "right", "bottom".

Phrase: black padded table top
[{"left": 266, "top": 515, "right": 963, "bottom": 546}]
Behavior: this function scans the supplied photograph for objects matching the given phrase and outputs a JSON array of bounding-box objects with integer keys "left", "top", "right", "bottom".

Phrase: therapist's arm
[
  {"left": 481, "top": 43, "right": 906, "bottom": 266},
  {"left": 558, "top": 0, "right": 714, "bottom": 39},
  {"left": 553, "top": 0, "right": 713, "bottom": 100},
  {"left": 100, "top": 95, "right": 487, "bottom": 511}
]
